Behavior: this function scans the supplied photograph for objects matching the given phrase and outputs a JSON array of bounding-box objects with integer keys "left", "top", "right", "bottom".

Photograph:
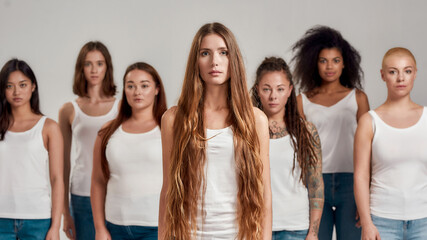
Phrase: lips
[
  {"left": 209, "top": 70, "right": 222, "bottom": 76},
  {"left": 325, "top": 72, "right": 335, "bottom": 77},
  {"left": 13, "top": 98, "right": 22, "bottom": 102}
]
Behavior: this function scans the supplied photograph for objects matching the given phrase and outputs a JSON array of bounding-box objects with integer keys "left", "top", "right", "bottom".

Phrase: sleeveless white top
[
  {"left": 301, "top": 89, "right": 357, "bottom": 173},
  {"left": 0, "top": 116, "right": 51, "bottom": 219},
  {"left": 105, "top": 125, "right": 162, "bottom": 226},
  {"left": 369, "top": 108, "right": 427, "bottom": 220},
  {"left": 196, "top": 127, "right": 238, "bottom": 239},
  {"left": 270, "top": 136, "right": 309, "bottom": 231},
  {"left": 70, "top": 99, "right": 119, "bottom": 196}
]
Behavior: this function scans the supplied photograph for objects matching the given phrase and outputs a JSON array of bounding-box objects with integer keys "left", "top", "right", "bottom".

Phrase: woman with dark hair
[
  {"left": 251, "top": 57, "right": 324, "bottom": 240},
  {"left": 0, "top": 59, "right": 64, "bottom": 239},
  {"left": 59, "top": 41, "right": 119, "bottom": 239},
  {"left": 354, "top": 48, "right": 427, "bottom": 240},
  {"left": 91, "top": 62, "right": 167, "bottom": 240},
  {"left": 293, "top": 26, "right": 370, "bottom": 240},
  {"left": 158, "top": 22, "right": 272, "bottom": 240}
]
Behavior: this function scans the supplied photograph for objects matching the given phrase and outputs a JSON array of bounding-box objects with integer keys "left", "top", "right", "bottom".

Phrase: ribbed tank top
[
  {"left": 301, "top": 89, "right": 357, "bottom": 173},
  {"left": 0, "top": 116, "right": 51, "bottom": 219},
  {"left": 196, "top": 127, "right": 238, "bottom": 239},
  {"left": 105, "top": 125, "right": 162, "bottom": 226},
  {"left": 270, "top": 136, "right": 309, "bottom": 231},
  {"left": 70, "top": 99, "right": 119, "bottom": 196},
  {"left": 369, "top": 108, "right": 427, "bottom": 220}
]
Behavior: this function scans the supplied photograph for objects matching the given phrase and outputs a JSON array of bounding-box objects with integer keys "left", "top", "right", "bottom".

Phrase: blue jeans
[
  {"left": 106, "top": 221, "right": 158, "bottom": 240},
  {"left": 272, "top": 229, "right": 308, "bottom": 240},
  {"left": 70, "top": 194, "right": 95, "bottom": 240},
  {"left": 0, "top": 218, "right": 51, "bottom": 240},
  {"left": 319, "top": 173, "right": 361, "bottom": 240},
  {"left": 372, "top": 214, "right": 427, "bottom": 240}
]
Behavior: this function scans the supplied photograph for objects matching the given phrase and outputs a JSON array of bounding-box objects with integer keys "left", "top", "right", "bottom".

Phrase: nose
[
  {"left": 91, "top": 65, "right": 97, "bottom": 73},
  {"left": 211, "top": 52, "right": 220, "bottom": 67},
  {"left": 269, "top": 89, "right": 277, "bottom": 100},
  {"left": 397, "top": 72, "right": 404, "bottom": 82}
]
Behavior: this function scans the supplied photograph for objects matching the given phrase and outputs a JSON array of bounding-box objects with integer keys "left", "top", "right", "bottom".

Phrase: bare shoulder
[
  {"left": 59, "top": 102, "right": 74, "bottom": 116},
  {"left": 355, "top": 89, "right": 368, "bottom": 101},
  {"left": 43, "top": 118, "right": 61, "bottom": 135},
  {"left": 358, "top": 111, "right": 373, "bottom": 128},
  {"left": 252, "top": 107, "right": 268, "bottom": 124},
  {"left": 304, "top": 120, "right": 317, "bottom": 133},
  {"left": 161, "top": 106, "right": 178, "bottom": 129}
]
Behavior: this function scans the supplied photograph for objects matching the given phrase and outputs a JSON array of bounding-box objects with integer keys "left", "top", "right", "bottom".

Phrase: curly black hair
[{"left": 291, "top": 25, "right": 364, "bottom": 93}]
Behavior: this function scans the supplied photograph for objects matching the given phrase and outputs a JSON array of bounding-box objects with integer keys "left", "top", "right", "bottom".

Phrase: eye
[
  {"left": 319, "top": 59, "right": 326, "bottom": 64},
  {"left": 126, "top": 84, "right": 134, "bottom": 89},
  {"left": 97, "top": 62, "right": 104, "bottom": 67},
  {"left": 6, "top": 84, "right": 13, "bottom": 89},
  {"left": 389, "top": 70, "right": 396, "bottom": 74},
  {"left": 406, "top": 70, "right": 412, "bottom": 74},
  {"left": 334, "top": 59, "right": 341, "bottom": 63},
  {"left": 278, "top": 88, "right": 285, "bottom": 92},
  {"left": 84, "top": 62, "right": 91, "bottom": 67},
  {"left": 262, "top": 88, "right": 271, "bottom": 92},
  {"left": 201, "top": 51, "right": 209, "bottom": 56},
  {"left": 20, "top": 83, "right": 27, "bottom": 88},
  {"left": 220, "top": 50, "right": 228, "bottom": 56},
  {"left": 142, "top": 84, "right": 149, "bottom": 88}
]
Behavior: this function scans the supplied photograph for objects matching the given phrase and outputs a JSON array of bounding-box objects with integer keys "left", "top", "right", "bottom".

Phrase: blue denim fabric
[
  {"left": 272, "top": 229, "right": 308, "bottom": 240},
  {"left": 371, "top": 214, "right": 427, "bottom": 240},
  {"left": 106, "top": 221, "right": 158, "bottom": 240},
  {"left": 70, "top": 194, "right": 95, "bottom": 240},
  {"left": 0, "top": 218, "right": 50, "bottom": 240},
  {"left": 318, "top": 173, "right": 361, "bottom": 240}
]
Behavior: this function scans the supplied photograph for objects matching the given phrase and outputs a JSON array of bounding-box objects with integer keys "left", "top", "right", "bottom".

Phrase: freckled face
[
  {"left": 257, "top": 71, "right": 293, "bottom": 118},
  {"left": 124, "top": 69, "right": 159, "bottom": 111},
  {"left": 381, "top": 54, "right": 417, "bottom": 98},
  {"left": 198, "top": 34, "right": 230, "bottom": 85},
  {"left": 83, "top": 50, "right": 107, "bottom": 86},
  {"left": 317, "top": 48, "right": 344, "bottom": 83},
  {"left": 5, "top": 71, "right": 35, "bottom": 108}
]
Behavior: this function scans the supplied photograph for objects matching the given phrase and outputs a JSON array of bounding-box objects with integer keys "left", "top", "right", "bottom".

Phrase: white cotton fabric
[
  {"left": 70, "top": 99, "right": 119, "bottom": 196},
  {"left": 301, "top": 89, "right": 357, "bottom": 173},
  {"left": 369, "top": 108, "right": 427, "bottom": 220},
  {"left": 270, "top": 136, "right": 309, "bottom": 231},
  {"left": 105, "top": 125, "right": 162, "bottom": 226},
  {"left": 0, "top": 116, "right": 51, "bottom": 219},
  {"left": 196, "top": 127, "right": 238, "bottom": 239}
]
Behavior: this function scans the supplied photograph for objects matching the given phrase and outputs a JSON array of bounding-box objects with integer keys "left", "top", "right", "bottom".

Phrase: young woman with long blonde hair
[{"left": 158, "top": 22, "right": 272, "bottom": 240}]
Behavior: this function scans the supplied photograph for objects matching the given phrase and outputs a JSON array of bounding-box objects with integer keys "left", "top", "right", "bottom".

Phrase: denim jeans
[
  {"left": 372, "top": 214, "right": 427, "bottom": 240},
  {"left": 272, "top": 229, "right": 308, "bottom": 240},
  {"left": 106, "top": 221, "right": 158, "bottom": 240},
  {"left": 70, "top": 194, "right": 95, "bottom": 240},
  {"left": 0, "top": 218, "right": 51, "bottom": 240},
  {"left": 319, "top": 173, "right": 361, "bottom": 240}
]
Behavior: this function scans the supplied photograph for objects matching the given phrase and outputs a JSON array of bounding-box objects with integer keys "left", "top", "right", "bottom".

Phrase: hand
[
  {"left": 45, "top": 227, "right": 60, "bottom": 240},
  {"left": 305, "top": 231, "right": 318, "bottom": 240},
  {"left": 355, "top": 210, "right": 361, "bottom": 228},
  {"left": 62, "top": 212, "right": 76, "bottom": 239},
  {"left": 362, "top": 223, "right": 381, "bottom": 240},
  {"left": 95, "top": 228, "right": 112, "bottom": 240}
]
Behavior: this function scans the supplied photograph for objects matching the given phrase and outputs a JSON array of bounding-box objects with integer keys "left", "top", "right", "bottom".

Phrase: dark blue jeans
[
  {"left": 0, "top": 218, "right": 51, "bottom": 239},
  {"left": 106, "top": 221, "right": 158, "bottom": 240},
  {"left": 272, "top": 229, "right": 308, "bottom": 240},
  {"left": 70, "top": 194, "right": 95, "bottom": 240},
  {"left": 319, "top": 173, "right": 361, "bottom": 240}
]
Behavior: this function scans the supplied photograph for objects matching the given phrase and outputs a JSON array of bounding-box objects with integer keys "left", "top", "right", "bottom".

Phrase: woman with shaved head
[{"left": 354, "top": 47, "right": 427, "bottom": 240}]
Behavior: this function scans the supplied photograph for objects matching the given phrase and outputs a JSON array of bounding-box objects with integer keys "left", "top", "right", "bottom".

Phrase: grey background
[{"left": 1, "top": 0, "right": 426, "bottom": 239}]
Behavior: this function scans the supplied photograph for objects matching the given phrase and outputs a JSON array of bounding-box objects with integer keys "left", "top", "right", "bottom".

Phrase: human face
[
  {"left": 318, "top": 48, "right": 344, "bottom": 83},
  {"left": 257, "top": 71, "right": 293, "bottom": 118},
  {"left": 198, "top": 34, "right": 230, "bottom": 85},
  {"left": 124, "top": 69, "right": 159, "bottom": 111},
  {"left": 5, "top": 71, "right": 35, "bottom": 109},
  {"left": 83, "top": 50, "right": 107, "bottom": 86},
  {"left": 381, "top": 54, "right": 417, "bottom": 98}
]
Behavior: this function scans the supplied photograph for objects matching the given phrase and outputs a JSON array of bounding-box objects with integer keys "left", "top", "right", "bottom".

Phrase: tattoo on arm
[
  {"left": 307, "top": 123, "right": 324, "bottom": 210},
  {"left": 309, "top": 219, "right": 320, "bottom": 236},
  {"left": 269, "top": 121, "right": 288, "bottom": 139}
]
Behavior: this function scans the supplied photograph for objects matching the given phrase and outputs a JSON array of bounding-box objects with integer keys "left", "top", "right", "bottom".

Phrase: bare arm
[
  {"left": 158, "top": 107, "right": 176, "bottom": 240},
  {"left": 44, "top": 119, "right": 65, "bottom": 240},
  {"left": 91, "top": 133, "right": 111, "bottom": 240},
  {"left": 254, "top": 108, "right": 272, "bottom": 240},
  {"left": 296, "top": 94, "right": 306, "bottom": 120},
  {"left": 305, "top": 122, "right": 324, "bottom": 240},
  {"left": 356, "top": 90, "right": 370, "bottom": 122},
  {"left": 354, "top": 113, "right": 380, "bottom": 240},
  {"left": 58, "top": 102, "right": 76, "bottom": 239}
]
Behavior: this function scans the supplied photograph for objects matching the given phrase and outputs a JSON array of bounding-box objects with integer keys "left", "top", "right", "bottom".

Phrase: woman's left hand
[
  {"left": 305, "top": 231, "right": 318, "bottom": 240},
  {"left": 45, "top": 227, "right": 60, "bottom": 240}
]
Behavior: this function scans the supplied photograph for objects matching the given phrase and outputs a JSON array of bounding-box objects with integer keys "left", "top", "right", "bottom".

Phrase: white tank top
[
  {"left": 369, "top": 108, "right": 427, "bottom": 220},
  {"left": 301, "top": 89, "right": 357, "bottom": 173},
  {"left": 197, "top": 127, "right": 238, "bottom": 239},
  {"left": 105, "top": 125, "right": 162, "bottom": 226},
  {"left": 0, "top": 116, "right": 51, "bottom": 219},
  {"left": 70, "top": 99, "right": 119, "bottom": 196},
  {"left": 270, "top": 136, "right": 309, "bottom": 231}
]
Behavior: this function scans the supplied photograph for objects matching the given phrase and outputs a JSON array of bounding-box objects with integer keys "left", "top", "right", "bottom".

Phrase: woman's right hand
[
  {"left": 62, "top": 212, "right": 76, "bottom": 239},
  {"left": 362, "top": 223, "right": 381, "bottom": 240},
  {"left": 95, "top": 228, "right": 112, "bottom": 240}
]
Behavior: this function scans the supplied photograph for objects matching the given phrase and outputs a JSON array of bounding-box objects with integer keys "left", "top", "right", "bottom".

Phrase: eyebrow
[
  {"left": 262, "top": 83, "right": 287, "bottom": 87},
  {"left": 126, "top": 80, "right": 151, "bottom": 84},
  {"left": 200, "top": 47, "right": 228, "bottom": 51}
]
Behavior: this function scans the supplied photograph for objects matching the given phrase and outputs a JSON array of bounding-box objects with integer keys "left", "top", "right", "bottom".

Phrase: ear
[
  {"left": 380, "top": 69, "right": 385, "bottom": 82},
  {"left": 155, "top": 86, "right": 159, "bottom": 96},
  {"left": 31, "top": 83, "right": 36, "bottom": 92},
  {"left": 288, "top": 85, "right": 293, "bottom": 98}
]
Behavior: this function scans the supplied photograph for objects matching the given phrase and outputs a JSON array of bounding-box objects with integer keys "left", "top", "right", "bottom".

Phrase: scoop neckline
[
  {"left": 74, "top": 98, "right": 117, "bottom": 118},
  {"left": 371, "top": 107, "right": 425, "bottom": 130},
  {"left": 303, "top": 89, "right": 355, "bottom": 109},
  {"left": 8, "top": 116, "right": 45, "bottom": 134},
  {"left": 119, "top": 125, "right": 159, "bottom": 135}
]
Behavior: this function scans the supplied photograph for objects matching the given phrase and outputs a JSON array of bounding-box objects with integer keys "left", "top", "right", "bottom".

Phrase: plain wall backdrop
[{"left": 1, "top": 0, "right": 426, "bottom": 239}]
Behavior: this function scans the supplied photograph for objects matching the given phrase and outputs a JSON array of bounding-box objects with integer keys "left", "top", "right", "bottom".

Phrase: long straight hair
[
  {"left": 99, "top": 62, "right": 167, "bottom": 180},
  {"left": 0, "top": 59, "right": 42, "bottom": 140},
  {"left": 165, "top": 22, "right": 264, "bottom": 239},
  {"left": 251, "top": 57, "right": 317, "bottom": 182}
]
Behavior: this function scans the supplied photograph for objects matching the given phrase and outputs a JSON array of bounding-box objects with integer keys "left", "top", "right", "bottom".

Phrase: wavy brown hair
[
  {"left": 73, "top": 41, "right": 116, "bottom": 97},
  {"left": 165, "top": 22, "right": 264, "bottom": 239},
  {"left": 251, "top": 57, "right": 317, "bottom": 182},
  {"left": 99, "top": 62, "right": 167, "bottom": 180}
]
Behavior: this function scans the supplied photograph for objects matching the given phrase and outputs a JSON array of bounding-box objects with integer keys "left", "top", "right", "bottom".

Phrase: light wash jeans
[{"left": 372, "top": 214, "right": 427, "bottom": 240}]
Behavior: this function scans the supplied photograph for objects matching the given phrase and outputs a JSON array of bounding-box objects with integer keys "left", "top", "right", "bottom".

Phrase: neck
[
  {"left": 318, "top": 79, "right": 343, "bottom": 93},
  {"left": 129, "top": 106, "right": 155, "bottom": 122},
  {"left": 204, "top": 83, "right": 229, "bottom": 110},
  {"left": 86, "top": 83, "right": 105, "bottom": 100},
  {"left": 11, "top": 104, "right": 35, "bottom": 120},
  {"left": 384, "top": 94, "right": 415, "bottom": 110},
  {"left": 266, "top": 110, "right": 285, "bottom": 125}
]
